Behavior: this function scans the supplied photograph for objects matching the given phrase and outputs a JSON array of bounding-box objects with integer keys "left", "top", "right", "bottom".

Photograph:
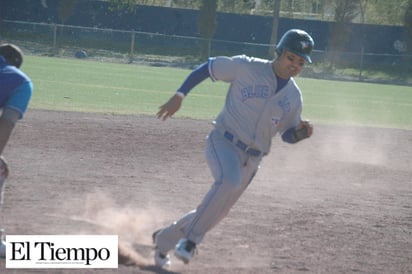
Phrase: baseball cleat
[
  {"left": 154, "top": 248, "right": 171, "bottom": 268},
  {"left": 0, "top": 229, "right": 5, "bottom": 258},
  {"left": 152, "top": 229, "right": 171, "bottom": 268},
  {"left": 0, "top": 242, "right": 5, "bottom": 259},
  {"left": 174, "top": 238, "right": 196, "bottom": 264}
]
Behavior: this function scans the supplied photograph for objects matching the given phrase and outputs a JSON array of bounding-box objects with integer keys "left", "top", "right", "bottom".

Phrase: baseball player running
[
  {"left": 0, "top": 43, "right": 33, "bottom": 258},
  {"left": 154, "top": 29, "right": 314, "bottom": 268}
]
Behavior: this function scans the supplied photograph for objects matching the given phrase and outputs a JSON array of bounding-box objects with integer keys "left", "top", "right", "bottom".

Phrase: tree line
[
  {"left": 109, "top": 0, "right": 411, "bottom": 26},
  {"left": 107, "top": 0, "right": 412, "bottom": 58},
  {"left": 29, "top": 0, "right": 412, "bottom": 62}
]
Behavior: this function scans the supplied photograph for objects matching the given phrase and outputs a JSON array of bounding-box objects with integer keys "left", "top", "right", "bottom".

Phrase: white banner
[{"left": 5, "top": 235, "right": 118, "bottom": 268}]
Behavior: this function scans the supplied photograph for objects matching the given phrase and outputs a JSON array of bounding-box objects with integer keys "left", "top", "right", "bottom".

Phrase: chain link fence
[{"left": 1, "top": 20, "right": 411, "bottom": 85}]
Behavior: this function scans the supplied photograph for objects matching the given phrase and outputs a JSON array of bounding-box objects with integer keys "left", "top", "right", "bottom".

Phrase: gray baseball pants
[{"left": 155, "top": 128, "right": 262, "bottom": 254}]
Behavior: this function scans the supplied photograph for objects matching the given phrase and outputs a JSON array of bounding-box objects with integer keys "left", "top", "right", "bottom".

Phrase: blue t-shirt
[{"left": 0, "top": 56, "right": 32, "bottom": 117}]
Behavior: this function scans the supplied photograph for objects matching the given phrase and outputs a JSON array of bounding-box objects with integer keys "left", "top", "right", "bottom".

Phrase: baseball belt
[{"left": 223, "top": 131, "right": 262, "bottom": 157}]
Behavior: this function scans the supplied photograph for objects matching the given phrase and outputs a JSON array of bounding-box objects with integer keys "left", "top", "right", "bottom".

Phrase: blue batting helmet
[{"left": 276, "top": 29, "right": 314, "bottom": 63}]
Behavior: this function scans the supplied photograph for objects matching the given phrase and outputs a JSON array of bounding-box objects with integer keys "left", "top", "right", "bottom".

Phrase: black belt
[{"left": 223, "top": 131, "right": 262, "bottom": 157}]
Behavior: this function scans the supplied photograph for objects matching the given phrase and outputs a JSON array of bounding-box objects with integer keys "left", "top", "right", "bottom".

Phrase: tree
[
  {"left": 268, "top": 0, "right": 281, "bottom": 59},
  {"left": 359, "top": 0, "right": 368, "bottom": 24},
  {"left": 366, "top": 0, "right": 406, "bottom": 25},
  {"left": 327, "top": 0, "right": 359, "bottom": 67},
  {"left": 57, "top": 0, "right": 78, "bottom": 24},
  {"left": 108, "top": 0, "right": 139, "bottom": 11},
  {"left": 404, "top": 0, "right": 412, "bottom": 54},
  {"left": 197, "top": 0, "right": 217, "bottom": 59}
]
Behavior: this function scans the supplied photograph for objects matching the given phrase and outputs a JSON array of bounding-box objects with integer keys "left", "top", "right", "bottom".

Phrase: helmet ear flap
[
  {"left": 274, "top": 45, "right": 284, "bottom": 59},
  {"left": 275, "top": 47, "right": 281, "bottom": 57}
]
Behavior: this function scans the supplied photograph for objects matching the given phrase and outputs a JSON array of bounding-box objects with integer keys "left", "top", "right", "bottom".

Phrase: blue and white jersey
[
  {"left": 0, "top": 56, "right": 32, "bottom": 118},
  {"left": 209, "top": 55, "right": 302, "bottom": 154}
]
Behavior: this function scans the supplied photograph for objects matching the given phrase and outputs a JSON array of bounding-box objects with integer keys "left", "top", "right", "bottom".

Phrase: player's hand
[
  {"left": 297, "top": 120, "right": 313, "bottom": 138},
  {"left": 157, "top": 94, "right": 183, "bottom": 121}
]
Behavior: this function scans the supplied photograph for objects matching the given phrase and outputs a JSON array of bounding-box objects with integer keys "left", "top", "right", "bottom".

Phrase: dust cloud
[{"left": 65, "top": 190, "right": 166, "bottom": 267}]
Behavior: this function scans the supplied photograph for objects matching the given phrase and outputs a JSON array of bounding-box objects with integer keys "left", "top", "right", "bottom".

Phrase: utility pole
[{"left": 268, "top": 0, "right": 281, "bottom": 59}]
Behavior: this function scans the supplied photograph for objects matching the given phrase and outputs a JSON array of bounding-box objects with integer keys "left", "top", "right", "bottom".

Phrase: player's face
[{"left": 274, "top": 50, "right": 306, "bottom": 79}]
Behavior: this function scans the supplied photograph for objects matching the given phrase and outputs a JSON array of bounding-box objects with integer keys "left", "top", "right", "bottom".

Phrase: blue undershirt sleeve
[{"left": 177, "top": 62, "right": 210, "bottom": 96}]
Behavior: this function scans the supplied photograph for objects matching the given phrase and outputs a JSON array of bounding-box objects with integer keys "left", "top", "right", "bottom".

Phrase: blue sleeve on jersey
[
  {"left": 281, "top": 127, "right": 298, "bottom": 144},
  {"left": 4, "top": 81, "right": 33, "bottom": 118},
  {"left": 177, "top": 62, "right": 210, "bottom": 96}
]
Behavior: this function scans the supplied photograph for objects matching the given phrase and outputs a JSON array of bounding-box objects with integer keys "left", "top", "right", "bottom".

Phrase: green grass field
[{"left": 23, "top": 55, "right": 412, "bottom": 129}]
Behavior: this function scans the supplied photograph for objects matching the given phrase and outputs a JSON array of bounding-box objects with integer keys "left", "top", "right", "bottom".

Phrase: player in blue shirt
[{"left": 0, "top": 43, "right": 33, "bottom": 258}]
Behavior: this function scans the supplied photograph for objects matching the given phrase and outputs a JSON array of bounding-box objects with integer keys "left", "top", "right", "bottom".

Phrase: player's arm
[
  {"left": 0, "top": 80, "right": 32, "bottom": 153},
  {"left": 157, "top": 62, "right": 210, "bottom": 121},
  {"left": 0, "top": 108, "right": 20, "bottom": 179},
  {"left": 0, "top": 118, "right": 14, "bottom": 156},
  {"left": 176, "top": 62, "right": 210, "bottom": 98},
  {"left": 281, "top": 120, "right": 313, "bottom": 144},
  {"left": 0, "top": 115, "right": 14, "bottom": 178},
  {"left": 0, "top": 108, "right": 21, "bottom": 155}
]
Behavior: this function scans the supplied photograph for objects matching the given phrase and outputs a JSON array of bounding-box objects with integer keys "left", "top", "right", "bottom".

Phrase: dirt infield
[{"left": 0, "top": 109, "right": 411, "bottom": 274}]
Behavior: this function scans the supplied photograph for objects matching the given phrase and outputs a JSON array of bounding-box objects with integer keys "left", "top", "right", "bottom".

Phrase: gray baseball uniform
[{"left": 155, "top": 54, "right": 303, "bottom": 254}]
